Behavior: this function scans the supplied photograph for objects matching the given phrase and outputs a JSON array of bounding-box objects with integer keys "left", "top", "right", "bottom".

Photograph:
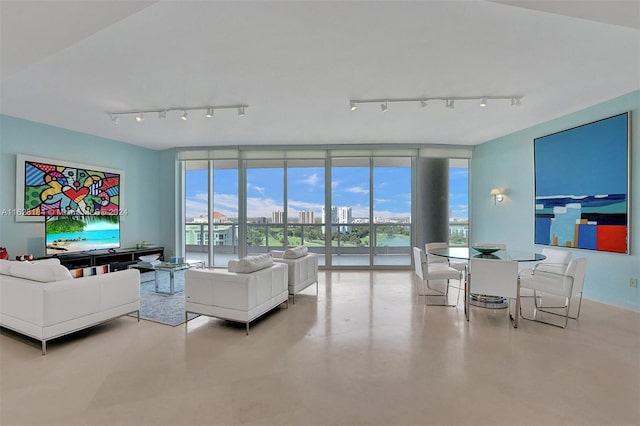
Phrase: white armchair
[
  {"left": 518, "top": 257, "right": 587, "bottom": 328},
  {"left": 413, "top": 247, "right": 463, "bottom": 307}
]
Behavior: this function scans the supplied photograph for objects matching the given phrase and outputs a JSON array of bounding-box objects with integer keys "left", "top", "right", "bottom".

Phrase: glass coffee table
[{"left": 129, "top": 260, "right": 205, "bottom": 295}]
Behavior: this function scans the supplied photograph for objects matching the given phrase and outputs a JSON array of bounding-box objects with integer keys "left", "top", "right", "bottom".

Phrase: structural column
[{"left": 415, "top": 158, "right": 449, "bottom": 251}]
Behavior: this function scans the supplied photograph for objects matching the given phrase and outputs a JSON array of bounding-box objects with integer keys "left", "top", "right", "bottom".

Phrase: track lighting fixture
[
  {"left": 349, "top": 95, "right": 523, "bottom": 112},
  {"left": 108, "top": 104, "right": 249, "bottom": 123}
]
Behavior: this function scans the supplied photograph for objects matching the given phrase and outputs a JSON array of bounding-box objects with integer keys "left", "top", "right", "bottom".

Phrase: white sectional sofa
[
  {"left": 184, "top": 254, "right": 288, "bottom": 334},
  {"left": 271, "top": 247, "right": 318, "bottom": 303},
  {"left": 0, "top": 258, "right": 140, "bottom": 354}
]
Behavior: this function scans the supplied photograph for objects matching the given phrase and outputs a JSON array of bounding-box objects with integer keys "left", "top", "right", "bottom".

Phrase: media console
[{"left": 45, "top": 246, "right": 164, "bottom": 271}]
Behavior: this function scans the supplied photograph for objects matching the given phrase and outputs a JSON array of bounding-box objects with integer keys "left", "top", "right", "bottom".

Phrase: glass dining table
[{"left": 428, "top": 247, "right": 546, "bottom": 326}]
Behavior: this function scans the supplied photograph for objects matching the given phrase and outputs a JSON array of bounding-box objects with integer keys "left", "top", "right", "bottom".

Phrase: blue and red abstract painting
[{"left": 534, "top": 113, "right": 629, "bottom": 254}]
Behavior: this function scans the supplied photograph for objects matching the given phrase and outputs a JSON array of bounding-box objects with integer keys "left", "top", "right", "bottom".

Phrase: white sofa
[
  {"left": 0, "top": 258, "right": 140, "bottom": 354},
  {"left": 184, "top": 254, "right": 288, "bottom": 334},
  {"left": 271, "top": 248, "right": 318, "bottom": 303}
]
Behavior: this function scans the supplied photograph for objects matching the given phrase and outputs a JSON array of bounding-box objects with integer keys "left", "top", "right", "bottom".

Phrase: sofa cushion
[
  {"left": 228, "top": 254, "right": 273, "bottom": 273},
  {"left": 283, "top": 246, "right": 308, "bottom": 259},
  {"left": 0, "top": 259, "right": 12, "bottom": 275},
  {"left": 0, "top": 258, "right": 61, "bottom": 275},
  {"left": 9, "top": 262, "right": 73, "bottom": 283}
]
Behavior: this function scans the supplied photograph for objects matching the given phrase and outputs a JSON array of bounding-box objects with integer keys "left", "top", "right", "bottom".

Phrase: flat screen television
[{"left": 45, "top": 215, "right": 120, "bottom": 255}]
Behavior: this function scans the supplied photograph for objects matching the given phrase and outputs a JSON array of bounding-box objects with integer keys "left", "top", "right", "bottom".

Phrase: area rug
[{"left": 133, "top": 271, "right": 199, "bottom": 327}]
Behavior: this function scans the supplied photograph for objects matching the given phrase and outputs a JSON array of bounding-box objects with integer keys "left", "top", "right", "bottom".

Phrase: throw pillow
[
  {"left": 9, "top": 262, "right": 73, "bottom": 283},
  {"left": 228, "top": 253, "right": 273, "bottom": 273},
  {"left": 283, "top": 246, "right": 308, "bottom": 259}
]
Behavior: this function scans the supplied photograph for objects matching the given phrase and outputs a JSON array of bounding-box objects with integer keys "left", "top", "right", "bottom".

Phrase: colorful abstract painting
[
  {"left": 15, "top": 155, "right": 123, "bottom": 221},
  {"left": 534, "top": 113, "right": 629, "bottom": 254}
]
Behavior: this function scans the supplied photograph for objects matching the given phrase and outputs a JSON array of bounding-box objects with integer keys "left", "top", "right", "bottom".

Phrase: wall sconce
[{"left": 490, "top": 188, "right": 504, "bottom": 204}]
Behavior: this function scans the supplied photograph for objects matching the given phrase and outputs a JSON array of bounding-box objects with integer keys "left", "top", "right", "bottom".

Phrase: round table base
[{"left": 469, "top": 294, "right": 508, "bottom": 309}]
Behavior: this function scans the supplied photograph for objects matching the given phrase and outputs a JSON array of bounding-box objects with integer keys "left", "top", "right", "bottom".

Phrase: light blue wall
[
  {"left": 471, "top": 91, "right": 640, "bottom": 311},
  {"left": 0, "top": 115, "right": 168, "bottom": 257}
]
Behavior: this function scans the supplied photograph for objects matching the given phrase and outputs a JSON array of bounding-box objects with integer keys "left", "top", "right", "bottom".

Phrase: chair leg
[
  {"left": 424, "top": 280, "right": 456, "bottom": 307},
  {"left": 520, "top": 290, "right": 571, "bottom": 328}
]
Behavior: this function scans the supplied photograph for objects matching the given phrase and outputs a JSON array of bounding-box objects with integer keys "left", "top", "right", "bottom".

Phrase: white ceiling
[{"left": 1, "top": 0, "right": 638, "bottom": 151}]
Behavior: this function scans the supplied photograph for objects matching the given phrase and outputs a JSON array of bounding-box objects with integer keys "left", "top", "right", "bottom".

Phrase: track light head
[
  {"left": 511, "top": 97, "right": 522, "bottom": 107},
  {"left": 158, "top": 110, "right": 167, "bottom": 119},
  {"left": 350, "top": 101, "right": 357, "bottom": 111},
  {"left": 238, "top": 106, "right": 245, "bottom": 117},
  {"left": 446, "top": 99, "right": 455, "bottom": 109},
  {"left": 110, "top": 114, "right": 119, "bottom": 124},
  {"left": 135, "top": 112, "right": 144, "bottom": 123},
  {"left": 205, "top": 108, "right": 214, "bottom": 118},
  {"left": 381, "top": 101, "right": 388, "bottom": 112},
  {"left": 479, "top": 98, "right": 487, "bottom": 107},
  {"left": 420, "top": 99, "right": 427, "bottom": 108},
  {"left": 181, "top": 110, "right": 188, "bottom": 121}
]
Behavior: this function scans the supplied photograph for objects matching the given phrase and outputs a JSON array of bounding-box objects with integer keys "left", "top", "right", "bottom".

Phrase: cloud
[
  {"left": 331, "top": 180, "right": 339, "bottom": 189},
  {"left": 299, "top": 173, "right": 319, "bottom": 186},
  {"left": 374, "top": 198, "right": 390, "bottom": 204},
  {"left": 247, "top": 183, "right": 265, "bottom": 196},
  {"left": 345, "top": 185, "right": 369, "bottom": 194}
]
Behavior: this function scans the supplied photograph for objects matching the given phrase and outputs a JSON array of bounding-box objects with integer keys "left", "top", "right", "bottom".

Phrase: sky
[{"left": 186, "top": 165, "right": 468, "bottom": 221}]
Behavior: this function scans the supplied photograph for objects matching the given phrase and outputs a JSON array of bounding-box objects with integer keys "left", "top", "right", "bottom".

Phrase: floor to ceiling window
[
  {"left": 330, "top": 158, "right": 371, "bottom": 266},
  {"left": 181, "top": 147, "right": 470, "bottom": 269},
  {"left": 184, "top": 160, "right": 210, "bottom": 261},
  {"left": 373, "top": 157, "right": 412, "bottom": 266},
  {"left": 184, "top": 160, "right": 239, "bottom": 267},
  {"left": 212, "top": 160, "right": 239, "bottom": 266},
  {"left": 246, "top": 160, "right": 284, "bottom": 253},
  {"left": 286, "top": 159, "right": 326, "bottom": 265},
  {"left": 449, "top": 159, "right": 469, "bottom": 247}
]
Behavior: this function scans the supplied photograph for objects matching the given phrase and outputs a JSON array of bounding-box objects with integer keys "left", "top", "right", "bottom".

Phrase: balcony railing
[{"left": 185, "top": 222, "right": 467, "bottom": 263}]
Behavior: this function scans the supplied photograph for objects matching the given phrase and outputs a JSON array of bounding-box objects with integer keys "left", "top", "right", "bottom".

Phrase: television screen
[{"left": 45, "top": 215, "right": 120, "bottom": 255}]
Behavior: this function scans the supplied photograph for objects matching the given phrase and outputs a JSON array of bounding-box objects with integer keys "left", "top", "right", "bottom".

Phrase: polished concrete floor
[{"left": 1, "top": 271, "right": 639, "bottom": 426}]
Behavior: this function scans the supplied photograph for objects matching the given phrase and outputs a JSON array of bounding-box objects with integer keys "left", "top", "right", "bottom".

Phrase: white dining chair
[
  {"left": 520, "top": 247, "right": 572, "bottom": 275},
  {"left": 425, "top": 242, "right": 468, "bottom": 291},
  {"left": 518, "top": 257, "right": 586, "bottom": 328},
  {"left": 468, "top": 257, "right": 520, "bottom": 327},
  {"left": 413, "top": 247, "right": 463, "bottom": 307}
]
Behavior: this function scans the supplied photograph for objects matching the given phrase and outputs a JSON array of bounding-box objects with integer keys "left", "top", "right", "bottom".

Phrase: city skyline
[{"left": 185, "top": 165, "right": 468, "bottom": 221}]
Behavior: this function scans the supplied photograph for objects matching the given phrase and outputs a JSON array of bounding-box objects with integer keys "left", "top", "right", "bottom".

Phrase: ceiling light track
[
  {"left": 349, "top": 96, "right": 523, "bottom": 111},
  {"left": 109, "top": 104, "right": 248, "bottom": 123}
]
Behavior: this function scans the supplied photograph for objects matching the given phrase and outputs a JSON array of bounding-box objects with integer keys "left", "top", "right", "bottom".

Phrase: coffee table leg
[{"left": 169, "top": 270, "right": 175, "bottom": 295}]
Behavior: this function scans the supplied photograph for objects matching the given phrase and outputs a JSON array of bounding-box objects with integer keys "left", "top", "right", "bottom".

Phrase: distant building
[
  {"left": 338, "top": 206, "right": 352, "bottom": 233},
  {"left": 272, "top": 211, "right": 284, "bottom": 224},
  {"left": 321, "top": 205, "right": 352, "bottom": 233},
  {"left": 212, "top": 211, "right": 227, "bottom": 223},
  {"left": 298, "top": 211, "right": 314, "bottom": 224}
]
